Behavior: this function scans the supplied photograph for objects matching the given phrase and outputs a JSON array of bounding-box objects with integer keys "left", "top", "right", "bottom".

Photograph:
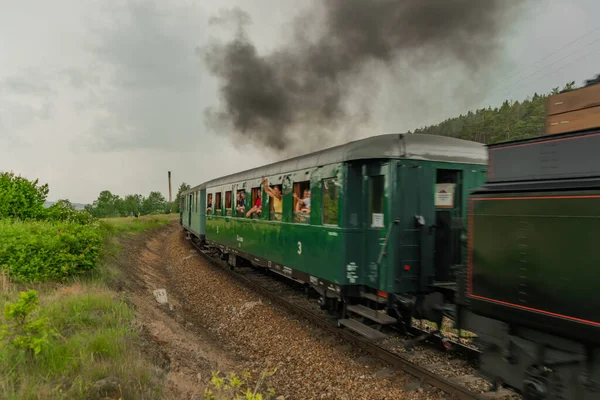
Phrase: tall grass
[
  {"left": 0, "top": 288, "right": 162, "bottom": 399},
  {"left": 0, "top": 215, "right": 177, "bottom": 399},
  {"left": 99, "top": 214, "right": 176, "bottom": 236}
]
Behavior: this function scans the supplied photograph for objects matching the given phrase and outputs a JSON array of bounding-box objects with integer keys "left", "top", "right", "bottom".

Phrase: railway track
[{"left": 186, "top": 234, "right": 519, "bottom": 400}]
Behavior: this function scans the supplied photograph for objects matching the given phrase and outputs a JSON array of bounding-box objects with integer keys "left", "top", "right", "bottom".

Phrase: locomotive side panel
[{"left": 469, "top": 191, "right": 600, "bottom": 343}]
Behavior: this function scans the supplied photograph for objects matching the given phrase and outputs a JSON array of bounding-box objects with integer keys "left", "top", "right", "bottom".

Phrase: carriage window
[
  {"left": 370, "top": 175, "right": 384, "bottom": 228},
  {"left": 269, "top": 184, "right": 283, "bottom": 221},
  {"left": 293, "top": 181, "right": 311, "bottom": 224},
  {"left": 215, "top": 192, "right": 222, "bottom": 212},
  {"left": 206, "top": 193, "right": 213, "bottom": 214},
  {"left": 246, "top": 187, "right": 262, "bottom": 219},
  {"left": 235, "top": 189, "right": 247, "bottom": 217},
  {"left": 323, "top": 178, "right": 338, "bottom": 226},
  {"left": 196, "top": 191, "right": 199, "bottom": 212},
  {"left": 225, "top": 191, "right": 232, "bottom": 216}
]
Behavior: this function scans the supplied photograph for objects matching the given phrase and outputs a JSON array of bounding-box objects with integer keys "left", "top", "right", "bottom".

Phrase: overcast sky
[{"left": 1, "top": 0, "right": 599, "bottom": 204}]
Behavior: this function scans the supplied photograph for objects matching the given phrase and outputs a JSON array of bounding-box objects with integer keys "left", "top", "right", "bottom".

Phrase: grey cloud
[
  {"left": 2, "top": 73, "right": 54, "bottom": 95},
  {"left": 0, "top": 67, "right": 59, "bottom": 144},
  {"left": 80, "top": 1, "right": 215, "bottom": 153},
  {"left": 60, "top": 68, "right": 101, "bottom": 89}
]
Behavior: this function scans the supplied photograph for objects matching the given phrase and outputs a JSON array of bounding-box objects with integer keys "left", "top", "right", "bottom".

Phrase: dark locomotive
[{"left": 460, "top": 81, "right": 600, "bottom": 400}]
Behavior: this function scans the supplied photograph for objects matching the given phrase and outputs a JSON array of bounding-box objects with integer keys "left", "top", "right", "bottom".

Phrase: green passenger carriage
[{"left": 181, "top": 133, "right": 487, "bottom": 338}]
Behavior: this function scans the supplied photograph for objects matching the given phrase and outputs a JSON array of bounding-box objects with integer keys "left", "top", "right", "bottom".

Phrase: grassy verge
[
  {"left": 0, "top": 214, "right": 177, "bottom": 400},
  {"left": 99, "top": 214, "right": 177, "bottom": 237}
]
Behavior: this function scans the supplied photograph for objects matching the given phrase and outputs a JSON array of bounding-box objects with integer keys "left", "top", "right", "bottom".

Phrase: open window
[
  {"left": 268, "top": 184, "right": 283, "bottom": 221},
  {"left": 370, "top": 175, "right": 384, "bottom": 228},
  {"left": 215, "top": 192, "right": 222, "bottom": 213},
  {"left": 435, "top": 169, "right": 458, "bottom": 209},
  {"left": 293, "top": 181, "right": 311, "bottom": 224},
  {"left": 225, "top": 191, "right": 232, "bottom": 216},
  {"left": 323, "top": 178, "right": 339, "bottom": 225},
  {"left": 206, "top": 193, "right": 213, "bottom": 214},
  {"left": 246, "top": 187, "right": 262, "bottom": 219},
  {"left": 235, "top": 189, "right": 247, "bottom": 217},
  {"left": 434, "top": 169, "right": 462, "bottom": 281}
]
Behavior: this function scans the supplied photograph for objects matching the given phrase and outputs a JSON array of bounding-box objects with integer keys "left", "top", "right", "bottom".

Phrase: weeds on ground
[
  {"left": 204, "top": 368, "right": 278, "bottom": 400},
  {"left": 0, "top": 288, "right": 162, "bottom": 400},
  {"left": 0, "top": 290, "right": 50, "bottom": 357},
  {"left": 413, "top": 317, "right": 478, "bottom": 340}
]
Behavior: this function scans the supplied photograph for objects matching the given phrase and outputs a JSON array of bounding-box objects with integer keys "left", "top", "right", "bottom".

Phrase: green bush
[
  {"left": 0, "top": 172, "right": 49, "bottom": 220},
  {"left": 0, "top": 290, "right": 50, "bottom": 358},
  {"left": 45, "top": 199, "right": 96, "bottom": 225},
  {"left": 0, "top": 220, "right": 102, "bottom": 282}
]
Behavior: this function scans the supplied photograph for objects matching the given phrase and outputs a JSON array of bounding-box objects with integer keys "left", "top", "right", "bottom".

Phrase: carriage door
[
  {"left": 364, "top": 164, "right": 389, "bottom": 292},
  {"left": 433, "top": 169, "right": 463, "bottom": 282},
  {"left": 188, "top": 193, "right": 193, "bottom": 226}
]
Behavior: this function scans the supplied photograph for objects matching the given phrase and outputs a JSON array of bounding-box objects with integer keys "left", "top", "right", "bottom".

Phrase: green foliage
[
  {"left": 173, "top": 182, "right": 191, "bottom": 213},
  {"left": 0, "top": 290, "right": 50, "bottom": 357},
  {"left": 414, "top": 81, "right": 578, "bottom": 144},
  {"left": 98, "top": 215, "right": 174, "bottom": 237},
  {"left": 123, "top": 194, "right": 143, "bottom": 215},
  {"left": 141, "top": 191, "right": 167, "bottom": 215},
  {"left": 203, "top": 369, "right": 277, "bottom": 400},
  {"left": 0, "top": 289, "right": 162, "bottom": 399},
  {"left": 85, "top": 190, "right": 169, "bottom": 218},
  {"left": 0, "top": 172, "right": 49, "bottom": 220},
  {"left": 0, "top": 220, "right": 102, "bottom": 282},
  {"left": 45, "top": 199, "right": 96, "bottom": 225}
]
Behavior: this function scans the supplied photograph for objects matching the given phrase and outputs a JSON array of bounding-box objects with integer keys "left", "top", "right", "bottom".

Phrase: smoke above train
[{"left": 201, "top": 0, "right": 530, "bottom": 154}]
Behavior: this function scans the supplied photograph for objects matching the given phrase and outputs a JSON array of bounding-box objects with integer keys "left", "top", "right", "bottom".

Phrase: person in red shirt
[{"left": 245, "top": 191, "right": 262, "bottom": 218}]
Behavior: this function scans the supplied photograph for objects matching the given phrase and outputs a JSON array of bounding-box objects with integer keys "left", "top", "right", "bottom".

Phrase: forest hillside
[{"left": 412, "top": 81, "right": 578, "bottom": 144}]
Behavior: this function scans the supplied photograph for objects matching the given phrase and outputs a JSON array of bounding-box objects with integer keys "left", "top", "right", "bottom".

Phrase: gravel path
[{"left": 163, "top": 227, "right": 449, "bottom": 400}]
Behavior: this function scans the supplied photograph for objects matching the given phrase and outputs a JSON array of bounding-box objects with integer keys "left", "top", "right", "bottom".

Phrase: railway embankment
[
  {"left": 160, "top": 225, "right": 451, "bottom": 400},
  {"left": 0, "top": 215, "right": 175, "bottom": 399},
  {"left": 2, "top": 215, "right": 479, "bottom": 399}
]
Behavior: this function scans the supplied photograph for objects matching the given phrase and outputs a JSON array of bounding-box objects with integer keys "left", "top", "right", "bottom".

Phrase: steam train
[
  {"left": 181, "top": 133, "right": 487, "bottom": 338},
  {"left": 181, "top": 80, "right": 600, "bottom": 399}
]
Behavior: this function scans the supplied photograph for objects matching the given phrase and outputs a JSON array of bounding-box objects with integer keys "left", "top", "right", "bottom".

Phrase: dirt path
[
  {"left": 118, "top": 223, "right": 445, "bottom": 400},
  {"left": 116, "top": 227, "right": 239, "bottom": 399}
]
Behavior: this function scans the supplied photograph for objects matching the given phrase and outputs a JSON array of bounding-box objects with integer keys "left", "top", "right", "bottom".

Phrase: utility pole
[{"left": 168, "top": 171, "right": 172, "bottom": 213}]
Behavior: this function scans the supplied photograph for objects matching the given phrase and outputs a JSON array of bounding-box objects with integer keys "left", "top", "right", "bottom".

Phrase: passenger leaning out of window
[
  {"left": 293, "top": 189, "right": 311, "bottom": 213},
  {"left": 261, "top": 176, "right": 282, "bottom": 213},
  {"left": 236, "top": 191, "right": 246, "bottom": 213},
  {"left": 245, "top": 191, "right": 262, "bottom": 218},
  {"left": 206, "top": 194, "right": 213, "bottom": 212}
]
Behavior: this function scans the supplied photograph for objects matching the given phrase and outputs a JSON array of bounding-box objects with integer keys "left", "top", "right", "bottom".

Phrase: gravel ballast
[{"left": 165, "top": 229, "right": 449, "bottom": 400}]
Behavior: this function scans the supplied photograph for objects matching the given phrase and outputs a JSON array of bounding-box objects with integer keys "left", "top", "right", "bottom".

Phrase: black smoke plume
[{"left": 203, "top": 0, "right": 529, "bottom": 152}]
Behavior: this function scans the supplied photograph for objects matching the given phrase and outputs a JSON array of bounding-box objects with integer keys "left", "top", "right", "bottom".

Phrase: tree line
[
  {"left": 412, "top": 81, "right": 578, "bottom": 144},
  {"left": 84, "top": 182, "right": 191, "bottom": 218}
]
